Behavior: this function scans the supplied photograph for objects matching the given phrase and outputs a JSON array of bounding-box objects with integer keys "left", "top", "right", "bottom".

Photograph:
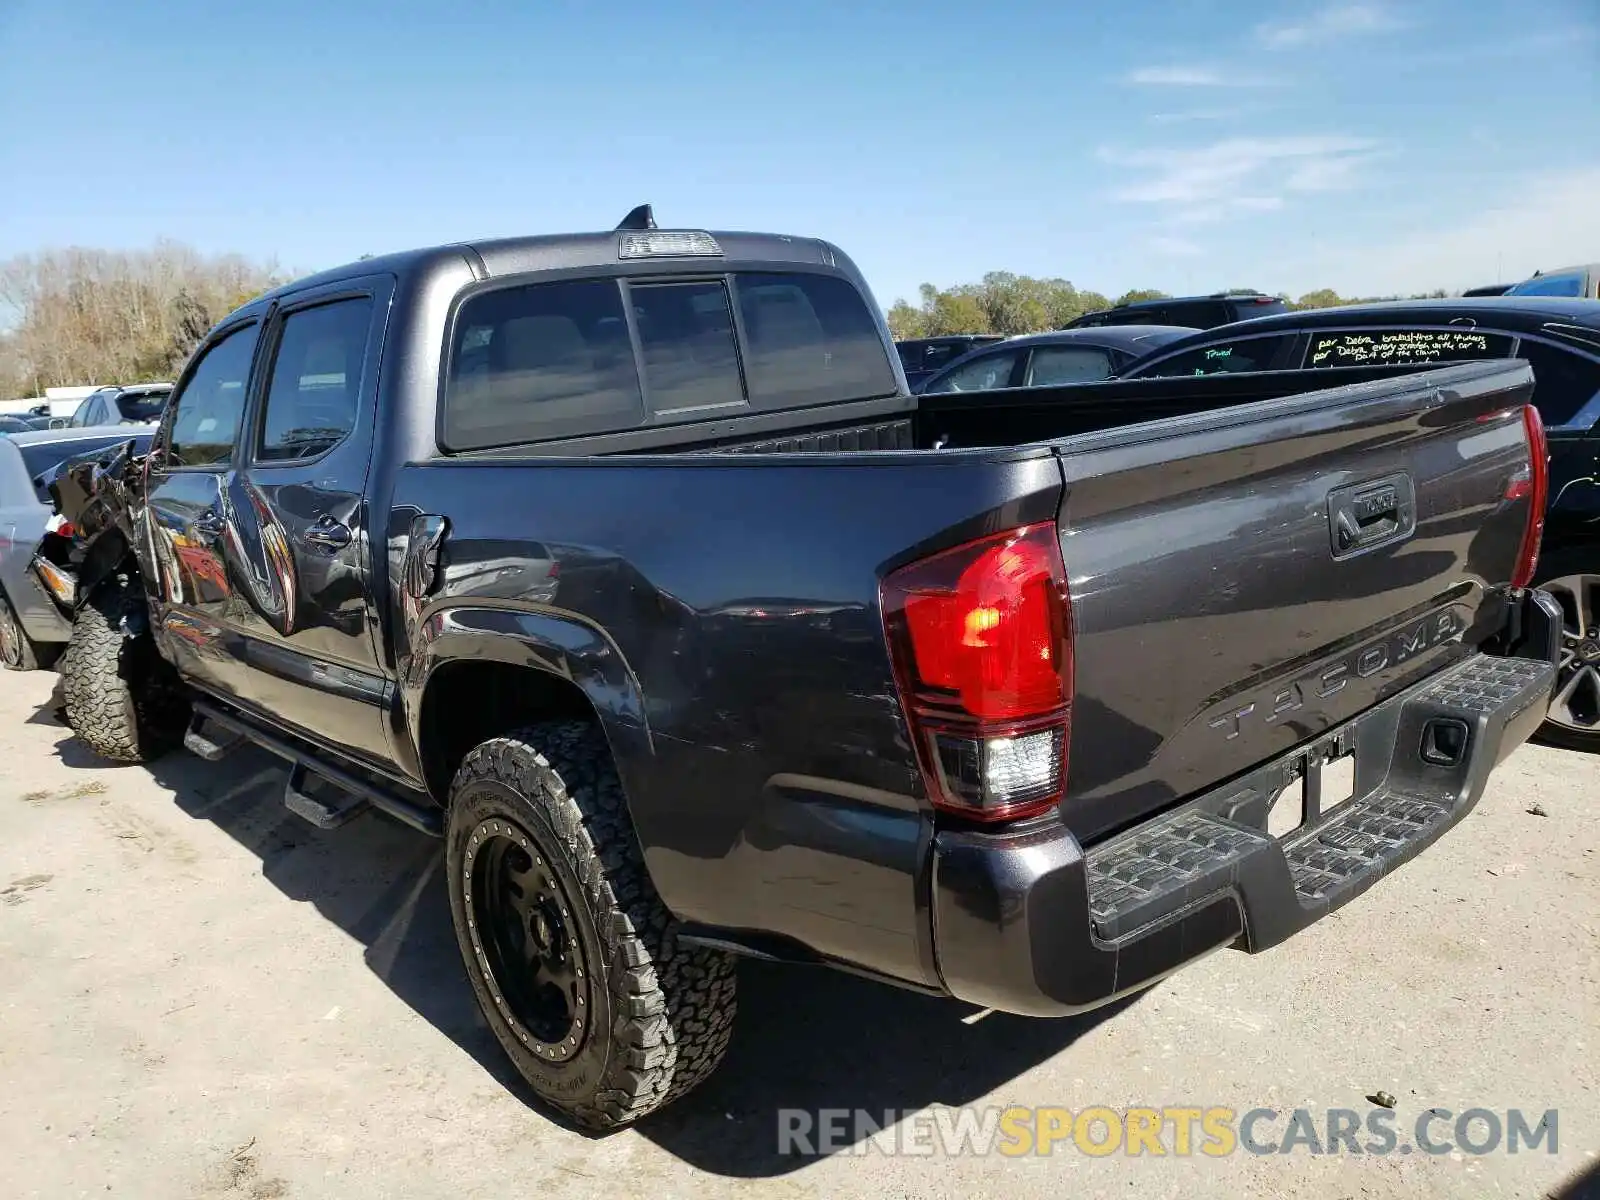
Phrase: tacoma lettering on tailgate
[{"left": 1209, "top": 609, "right": 1467, "bottom": 741}]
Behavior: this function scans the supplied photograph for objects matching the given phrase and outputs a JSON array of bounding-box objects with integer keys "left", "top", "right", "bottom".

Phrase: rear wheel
[
  {"left": 445, "top": 722, "right": 737, "bottom": 1130},
  {"left": 1535, "top": 573, "right": 1600, "bottom": 752},
  {"left": 60, "top": 580, "right": 190, "bottom": 763}
]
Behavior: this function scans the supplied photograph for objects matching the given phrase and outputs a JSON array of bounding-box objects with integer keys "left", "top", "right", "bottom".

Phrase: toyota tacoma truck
[{"left": 39, "top": 208, "right": 1561, "bottom": 1130}]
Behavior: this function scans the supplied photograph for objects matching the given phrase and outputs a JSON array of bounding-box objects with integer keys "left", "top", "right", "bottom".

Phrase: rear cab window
[{"left": 442, "top": 269, "right": 895, "bottom": 450}]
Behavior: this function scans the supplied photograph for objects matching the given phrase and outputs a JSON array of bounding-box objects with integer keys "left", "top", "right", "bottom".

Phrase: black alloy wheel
[
  {"left": 1536, "top": 573, "right": 1600, "bottom": 751},
  {"left": 464, "top": 818, "right": 591, "bottom": 1063}
]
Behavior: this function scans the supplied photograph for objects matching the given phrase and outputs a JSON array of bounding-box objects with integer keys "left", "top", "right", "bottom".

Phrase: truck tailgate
[{"left": 1054, "top": 361, "right": 1538, "bottom": 840}]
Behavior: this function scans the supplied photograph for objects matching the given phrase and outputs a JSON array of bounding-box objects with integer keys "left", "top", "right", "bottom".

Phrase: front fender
[{"left": 403, "top": 603, "right": 653, "bottom": 801}]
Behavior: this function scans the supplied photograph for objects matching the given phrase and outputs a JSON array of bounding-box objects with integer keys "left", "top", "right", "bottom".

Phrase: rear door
[{"left": 217, "top": 277, "right": 395, "bottom": 765}]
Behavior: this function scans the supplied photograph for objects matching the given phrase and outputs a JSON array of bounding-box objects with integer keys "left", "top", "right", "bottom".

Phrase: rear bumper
[{"left": 930, "top": 601, "right": 1560, "bottom": 1017}]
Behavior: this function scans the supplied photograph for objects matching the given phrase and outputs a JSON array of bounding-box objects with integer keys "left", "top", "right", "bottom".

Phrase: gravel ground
[{"left": 1, "top": 667, "right": 1596, "bottom": 1199}]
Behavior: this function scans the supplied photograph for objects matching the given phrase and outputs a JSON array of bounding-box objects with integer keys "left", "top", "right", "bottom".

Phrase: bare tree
[{"left": 0, "top": 242, "right": 287, "bottom": 394}]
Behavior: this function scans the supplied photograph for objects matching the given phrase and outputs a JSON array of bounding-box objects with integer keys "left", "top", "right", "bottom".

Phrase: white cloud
[
  {"left": 1256, "top": 3, "right": 1406, "bottom": 49},
  {"left": 1283, "top": 166, "right": 1600, "bottom": 296},
  {"left": 1124, "top": 66, "right": 1277, "bottom": 87},
  {"left": 1103, "top": 136, "right": 1382, "bottom": 221},
  {"left": 1148, "top": 107, "right": 1253, "bottom": 124}
]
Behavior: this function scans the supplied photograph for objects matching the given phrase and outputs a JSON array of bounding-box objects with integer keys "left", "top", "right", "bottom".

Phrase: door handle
[
  {"left": 192, "top": 509, "right": 225, "bottom": 540},
  {"left": 304, "top": 513, "right": 352, "bottom": 550}
]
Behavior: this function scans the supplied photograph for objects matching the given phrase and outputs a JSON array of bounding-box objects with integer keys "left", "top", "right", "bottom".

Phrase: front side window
[
  {"left": 444, "top": 279, "right": 644, "bottom": 450},
  {"left": 629, "top": 280, "right": 744, "bottom": 413},
  {"left": 164, "top": 324, "right": 258, "bottom": 468},
  {"left": 1304, "top": 328, "right": 1512, "bottom": 369},
  {"left": 257, "top": 297, "right": 373, "bottom": 462},
  {"left": 924, "top": 349, "right": 1022, "bottom": 393},
  {"left": 1024, "top": 345, "right": 1116, "bottom": 386},
  {"left": 736, "top": 272, "right": 896, "bottom": 408},
  {"left": 1130, "top": 334, "right": 1294, "bottom": 378},
  {"left": 1506, "top": 273, "right": 1587, "bottom": 298}
]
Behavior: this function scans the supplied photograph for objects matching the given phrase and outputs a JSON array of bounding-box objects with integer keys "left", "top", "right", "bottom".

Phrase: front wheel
[
  {"left": 445, "top": 722, "right": 737, "bottom": 1130},
  {"left": 59, "top": 581, "right": 190, "bottom": 763},
  {"left": 1534, "top": 573, "right": 1600, "bottom": 752}
]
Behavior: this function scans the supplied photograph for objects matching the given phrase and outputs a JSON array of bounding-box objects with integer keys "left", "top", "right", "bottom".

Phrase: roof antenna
[{"left": 616, "top": 204, "right": 657, "bottom": 231}]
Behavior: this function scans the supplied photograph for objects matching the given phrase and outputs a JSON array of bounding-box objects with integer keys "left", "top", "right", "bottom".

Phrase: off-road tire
[
  {"left": 0, "top": 588, "right": 38, "bottom": 671},
  {"left": 60, "top": 581, "right": 189, "bottom": 763},
  {"left": 445, "top": 722, "right": 737, "bottom": 1129}
]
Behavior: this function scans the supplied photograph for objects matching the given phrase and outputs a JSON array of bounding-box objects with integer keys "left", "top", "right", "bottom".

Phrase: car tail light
[
  {"left": 45, "top": 514, "right": 74, "bottom": 539},
  {"left": 1508, "top": 403, "right": 1547, "bottom": 589},
  {"left": 881, "top": 523, "right": 1073, "bottom": 822}
]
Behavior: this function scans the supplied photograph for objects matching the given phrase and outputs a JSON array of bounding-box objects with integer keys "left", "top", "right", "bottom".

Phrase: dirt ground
[{"left": 1, "top": 667, "right": 1596, "bottom": 1199}]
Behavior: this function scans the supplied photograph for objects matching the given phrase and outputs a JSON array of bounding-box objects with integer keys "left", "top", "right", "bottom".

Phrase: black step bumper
[{"left": 929, "top": 622, "right": 1559, "bottom": 1017}]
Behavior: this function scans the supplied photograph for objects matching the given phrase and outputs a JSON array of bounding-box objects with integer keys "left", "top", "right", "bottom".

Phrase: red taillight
[
  {"left": 1509, "top": 403, "right": 1547, "bottom": 589},
  {"left": 45, "top": 514, "right": 74, "bottom": 539},
  {"left": 881, "top": 523, "right": 1073, "bottom": 822}
]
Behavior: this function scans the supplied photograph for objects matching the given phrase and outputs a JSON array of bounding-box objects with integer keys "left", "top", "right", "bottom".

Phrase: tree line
[
  {"left": 0, "top": 242, "right": 286, "bottom": 398},
  {"left": 886, "top": 274, "right": 1450, "bottom": 340}
]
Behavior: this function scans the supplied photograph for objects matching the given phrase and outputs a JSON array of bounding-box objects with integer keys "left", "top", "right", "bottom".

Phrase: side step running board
[
  {"left": 284, "top": 763, "right": 371, "bottom": 830},
  {"left": 184, "top": 715, "right": 245, "bottom": 762},
  {"left": 189, "top": 699, "right": 443, "bottom": 837}
]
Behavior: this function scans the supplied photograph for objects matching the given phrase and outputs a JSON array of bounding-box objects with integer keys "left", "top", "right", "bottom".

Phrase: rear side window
[
  {"left": 1304, "top": 328, "right": 1512, "bottom": 368},
  {"left": 1507, "top": 273, "right": 1587, "bottom": 298},
  {"left": 1171, "top": 301, "right": 1233, "bottom": 328},
  {"left": 737, "top": 272, "right": 896, "bottom": 408},
  {"left": 1130, "top": 334, "right": 1294, "bottom": 378},
  {"left": 1516, "top": 339, "right": 1600, "bottom": 428},
  {"left": 1024, "top": 345, "right": 1116, "bottom": 386},
  {"left": 444, "top": 279, "right": 644, "bottom": 450},
  {"left": 258, "top": 297, "right": 373, "bottom": 462}
]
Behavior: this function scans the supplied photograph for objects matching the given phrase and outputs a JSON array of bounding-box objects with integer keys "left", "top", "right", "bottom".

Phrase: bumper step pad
[{"left": 1083, "top": 652, "right": 1555, "bottom": 949}]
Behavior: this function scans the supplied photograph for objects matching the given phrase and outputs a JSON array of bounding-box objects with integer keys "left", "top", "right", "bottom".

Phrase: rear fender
[{"left": 405, "top": 604, "right": 653, "bottom": 803}]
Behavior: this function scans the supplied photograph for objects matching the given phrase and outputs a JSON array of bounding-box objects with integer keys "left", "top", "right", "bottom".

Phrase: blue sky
[{"left": 1, "top": 0, "right": 1596, "bottom": 308}]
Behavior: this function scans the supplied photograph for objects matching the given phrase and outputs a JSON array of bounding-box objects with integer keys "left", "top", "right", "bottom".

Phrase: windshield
[
  {"left": 115, "top": 390, "right": 169, "bottom": 422},
  {"left": 1506, "top": 272, "right": 1587, "bottom": 298}
]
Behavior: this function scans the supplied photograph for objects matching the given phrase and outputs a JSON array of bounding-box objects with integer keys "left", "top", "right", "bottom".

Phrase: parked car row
[{"left": 2, "top": 212, "right": 1566, "bottom": 1140}]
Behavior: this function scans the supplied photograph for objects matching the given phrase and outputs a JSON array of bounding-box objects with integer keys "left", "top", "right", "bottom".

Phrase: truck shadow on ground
[{"left": 40, "top": 703, "right": 1132, "bottom": 1178}]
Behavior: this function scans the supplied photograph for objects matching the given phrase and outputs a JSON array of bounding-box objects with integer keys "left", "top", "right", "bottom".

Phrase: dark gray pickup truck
[{"left": 39, "top": 211, "right": 1561, "bottom": 1129}]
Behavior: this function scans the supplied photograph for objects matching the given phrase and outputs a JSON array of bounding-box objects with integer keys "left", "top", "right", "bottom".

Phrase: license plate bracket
[{"left": 1266, "top": 734, "right": 1359, "bottom": 840}]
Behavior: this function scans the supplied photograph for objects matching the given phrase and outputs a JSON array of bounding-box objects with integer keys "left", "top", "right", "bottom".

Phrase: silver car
[{"left": 0, "top": 428, "right": 153, "bottom": 670}]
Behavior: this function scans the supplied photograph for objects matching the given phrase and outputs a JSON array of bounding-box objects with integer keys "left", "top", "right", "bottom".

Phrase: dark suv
[{"left": 1066, "top": 292, "right": 1288, "bottom": 331}]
